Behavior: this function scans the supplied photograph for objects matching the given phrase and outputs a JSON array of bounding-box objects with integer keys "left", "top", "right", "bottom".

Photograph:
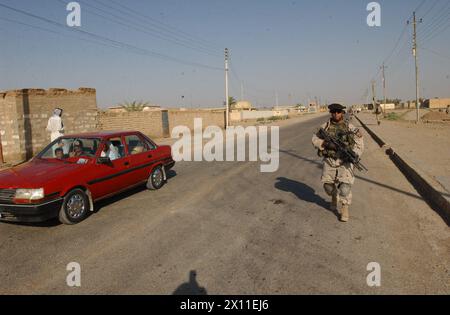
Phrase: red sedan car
[{"left": 0, "top": 131, "right": 174, "bottom": 224}]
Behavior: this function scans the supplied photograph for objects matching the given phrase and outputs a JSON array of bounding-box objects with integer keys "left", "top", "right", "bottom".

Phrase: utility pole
[
  {"left": 409, "top": 12, "right": 422, "bottom": 124},
  {"left": 275, "top": 91, "right": 279, "bottom": 108},
  {"left": 381, "top": 63, "right": 388, "bottom": 116},
  {"left": 225, "top": 48, "right": 229, "bottom": 129},
  {"left": 240, "top": 81, "right": 244, "bottom": 101}
]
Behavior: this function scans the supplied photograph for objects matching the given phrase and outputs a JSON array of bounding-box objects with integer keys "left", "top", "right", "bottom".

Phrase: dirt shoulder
[{"left": 357, "top": 112, "right": 450, "bottom": 202}]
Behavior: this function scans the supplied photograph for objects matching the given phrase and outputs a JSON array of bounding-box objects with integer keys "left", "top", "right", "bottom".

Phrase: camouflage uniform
[{"left": 312, "top": 120, "right": 364, "bottom": 206}]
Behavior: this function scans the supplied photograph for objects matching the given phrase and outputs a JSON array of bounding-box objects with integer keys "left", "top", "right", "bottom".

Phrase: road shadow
[
  {"left": 166, "top": 169, "right": 177, "bottom": 180},
  {"left": 172, "top": 270, "right": 208, "bottom": 295},
  {"left": 275, "top": 177, "right": 339, "bottom": 218},
  {"left": 94, "top": 170, "right": 178, "bottom": 213},
  {"left": 1, "top": 217, "right": 61, "bottom": 228},
  {"left": 279, "top": 150, "right": 424, "bottom": 201}
]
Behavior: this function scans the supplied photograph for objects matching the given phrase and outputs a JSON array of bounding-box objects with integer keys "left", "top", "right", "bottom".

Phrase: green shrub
[{"left": 385, "top": 113, "right": 400, "bottom": 121}]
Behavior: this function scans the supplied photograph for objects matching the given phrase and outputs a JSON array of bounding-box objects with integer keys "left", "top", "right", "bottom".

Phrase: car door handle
[
  {"left": 147, "top": 154, "right": 152, "bottom": 158},
  {"left": 124, "top": 161, "right": 130, "bottom": 166}
]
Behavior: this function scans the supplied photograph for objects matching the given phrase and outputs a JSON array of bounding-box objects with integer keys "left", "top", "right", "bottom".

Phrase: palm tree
[
  {"left": 119, "top": 100, "right": 149, "bottom": 112},
  {"left": 228, "top": 96, "right": 237, "bottom": 110}
]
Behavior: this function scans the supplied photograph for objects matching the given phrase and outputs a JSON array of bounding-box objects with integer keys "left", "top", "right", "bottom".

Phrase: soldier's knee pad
[
  {"left": 323, "top": 183, "right": 335, "bottom": 196},
  {"left": 338, "top": 183, "right": 352, "bottom": 197}
]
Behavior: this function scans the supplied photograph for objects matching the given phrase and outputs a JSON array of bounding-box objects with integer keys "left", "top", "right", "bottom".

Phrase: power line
[
  {"left": 420, "top": 47, "right": 450, "bottom": 61},
  {"left": 360, "top": 1, "right": 430, "bottom": 102},
  {"left": 90, "top": 0, "right": 222, "bottom": 55},
  {"left": 0, "top": 2, "right": 222, "bottom": 71},
  {"left": 423, "top": 21, "right": 450, "bottom": 44},
  {"left": 420, "top": 12, "right": 450, "bottom": 44},
  {"left": 55, "top": 0, "right": 222, "bottom": 57},
  {"left": 421, "top": 0, "right": 442, "bottom": 19},
  {"left": 0, "top": 15, "right": 126, "bottom": 49},
  {"left": 383, "top": 23, "right": 409, "bottom": 65},
  {"left": 417, "top": 0, "right": 450, "bottom": 39},
  {"left": 97, "top": 0, "right": 222, "bottom": 51}
]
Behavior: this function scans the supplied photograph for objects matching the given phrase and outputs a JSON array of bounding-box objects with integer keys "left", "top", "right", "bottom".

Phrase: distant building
[
  {"left": 424, "top": 98, "right": 450, "bottom": 109},
  {"left": 380, "top": 103, "right": 396, "bottom": 110},
  {"left": 231, "top": 101, "right": 253, "bottom": 111}
]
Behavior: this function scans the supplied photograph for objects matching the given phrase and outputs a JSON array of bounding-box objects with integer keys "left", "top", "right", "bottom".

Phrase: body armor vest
[{"left": 319, "top": 121, "right": 356, "bottom": 160}]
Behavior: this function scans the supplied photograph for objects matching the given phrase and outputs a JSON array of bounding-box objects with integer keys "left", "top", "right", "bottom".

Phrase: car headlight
[{"left": 15, "top": 188, "right": 45, "bottom": 200}]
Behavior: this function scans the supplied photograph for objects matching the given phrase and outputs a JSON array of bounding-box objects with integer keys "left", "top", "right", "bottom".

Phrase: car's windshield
[{"left": 39, "top": 137, "right": 101, "bottom": 160}]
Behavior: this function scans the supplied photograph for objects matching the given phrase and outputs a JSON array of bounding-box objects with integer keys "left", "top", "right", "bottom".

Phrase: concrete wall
[
  {"left": 98, "top": 110, "right": 164, "bottom": 138},
  {"left": 0, "top": 88, "right": 98, "bottom": 163}
]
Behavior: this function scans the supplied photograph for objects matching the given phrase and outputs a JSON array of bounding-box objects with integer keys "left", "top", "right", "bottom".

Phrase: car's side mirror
[{"left": 97, "top": 157, "right": 111, "bottom": 164}]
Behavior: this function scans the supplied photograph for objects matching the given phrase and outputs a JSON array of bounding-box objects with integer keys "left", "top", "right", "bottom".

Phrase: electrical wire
[{"left": 0, "top": 2, "right": 223, "bottom": 71}]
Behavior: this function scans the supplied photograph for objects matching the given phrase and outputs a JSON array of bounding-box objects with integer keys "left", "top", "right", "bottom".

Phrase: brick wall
[
  {"left": 0, "top": 88, "right": 227, "bottom": 164},
  {"left": 98, "top": 110, "right": 164, "bottom": 138},
  {"left": 168, "top": 109, "right": 225, "bottom": 130},
  {"left": 0, "top": 88, "right": 98, "bottom": 163}
]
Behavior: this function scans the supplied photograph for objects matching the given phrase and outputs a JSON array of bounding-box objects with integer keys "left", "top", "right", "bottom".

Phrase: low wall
[
  {"left": 168, "top": 109, "right": 225, "bottom": 130},
  {"left": 231, "top": 110, "right": 289, "bottom": 121},
  {"left": 98, "top": 111, "right": 164, "bottom": 138},
  {"left": 98, "top": 109, "right": 226, "bottom": 138}
]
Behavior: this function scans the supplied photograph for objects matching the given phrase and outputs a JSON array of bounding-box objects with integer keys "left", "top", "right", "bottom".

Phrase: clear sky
[{"left": 1, "top": 0, "right": 449, "bottom": 108}]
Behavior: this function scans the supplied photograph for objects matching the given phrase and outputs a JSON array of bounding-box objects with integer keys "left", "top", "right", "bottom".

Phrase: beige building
[
  {"left": 232, "top": 101, "right": 253, "bottom": 111},
  {"left": 425, "top": 98, "right": 450, "bottom": 109}
]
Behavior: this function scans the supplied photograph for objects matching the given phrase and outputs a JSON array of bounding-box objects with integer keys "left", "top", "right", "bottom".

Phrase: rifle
[{"left": 318, "top": 128, "right": 368, "bottom": 172}]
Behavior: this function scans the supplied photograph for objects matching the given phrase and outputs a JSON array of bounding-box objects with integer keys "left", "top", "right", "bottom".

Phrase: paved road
[{"left": 0, "top": 116, "right": 448, "bottom": 294}]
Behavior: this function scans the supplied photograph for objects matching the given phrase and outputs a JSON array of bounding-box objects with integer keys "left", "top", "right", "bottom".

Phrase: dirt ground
[
  {"left": 357, "top": 112, "right": 450, "bottom": 200},
  {"left": 1, "top": 115, "right": 448, "bottom": 294}
]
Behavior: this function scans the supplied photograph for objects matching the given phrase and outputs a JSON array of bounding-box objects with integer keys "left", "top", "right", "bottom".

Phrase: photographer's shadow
[
  {"left": 274, "top": 177, "right": 339, "bottom": 218},
  {"left": 172, "top": 270, "right": 208, "bottom": 295}
]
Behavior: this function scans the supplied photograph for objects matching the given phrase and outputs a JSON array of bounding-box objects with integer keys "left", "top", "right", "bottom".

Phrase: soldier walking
[{"left": 312, "top": 104, "right": 364, "bottom": 222}]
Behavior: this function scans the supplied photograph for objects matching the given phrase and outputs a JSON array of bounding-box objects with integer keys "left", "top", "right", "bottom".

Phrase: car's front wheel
[
  {"left": 146, "top": 165, "right": 165, "bottom": 190},
  {"left": 59, "top": 188, "right": 89, "bottom": 225}
]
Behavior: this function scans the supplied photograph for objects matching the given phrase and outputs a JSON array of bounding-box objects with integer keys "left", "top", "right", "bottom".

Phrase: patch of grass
[
  {"left": 384, "top": 113, "right": 400, "bottom": 121},
  {"left": 267, "top": 116, "right": 287, "bottom": 121}
]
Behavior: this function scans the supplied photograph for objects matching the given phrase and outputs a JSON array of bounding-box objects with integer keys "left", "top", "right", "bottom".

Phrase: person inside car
[
  {"left": 55, "top": 147, "right": 64, "bottom": 160},
  {"left": 70, "top": 140, "right": 84, "bottom": 158},
  {"left": 101, "top": 141, "right": 120, "bottom": 161}
]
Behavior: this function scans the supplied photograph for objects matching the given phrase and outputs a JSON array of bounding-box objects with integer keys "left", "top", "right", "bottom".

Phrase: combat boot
[{"left": 340, "top": 204, "right": 349, "bottom": 222}]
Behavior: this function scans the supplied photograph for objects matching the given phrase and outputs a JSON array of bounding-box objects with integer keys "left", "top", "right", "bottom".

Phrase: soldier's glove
[{"left": 323, "top": 141, "right": 337, "bottom": 151}]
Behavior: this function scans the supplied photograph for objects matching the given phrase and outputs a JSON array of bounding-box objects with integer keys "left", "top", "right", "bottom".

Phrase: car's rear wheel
[
  {"left": 147, "top": 165, "right": 165, "bottom": 190},
  {"left": 59, "top": 189, "right": 89, "bottom": 225}
]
